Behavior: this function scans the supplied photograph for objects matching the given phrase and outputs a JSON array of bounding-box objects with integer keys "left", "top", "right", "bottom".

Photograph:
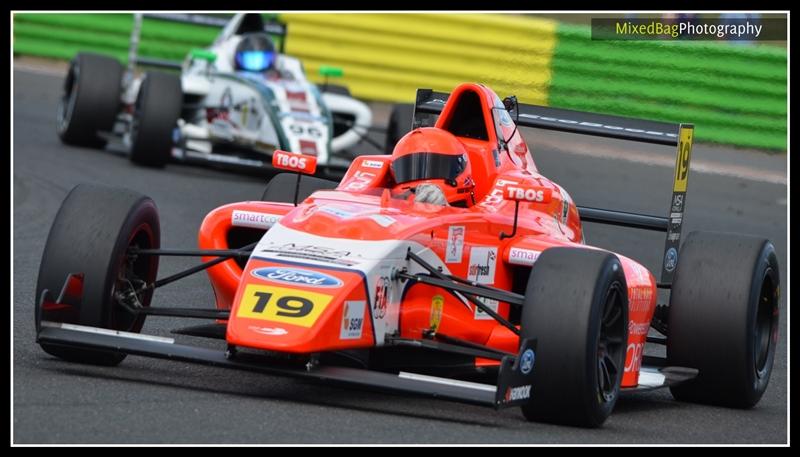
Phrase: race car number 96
[{"left": 236, "top": 284, "right": 332, "bottom": 327}]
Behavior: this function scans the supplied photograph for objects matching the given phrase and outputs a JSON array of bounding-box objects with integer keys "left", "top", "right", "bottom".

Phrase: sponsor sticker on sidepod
[
  {"left": 508, "top": 247, "right": 541, "bottom": 266},
  {"left": 467, "top": 247, "right": 497, "bottom": 285},
  {"left": 446, "top": 226, "right": 465, "bottom": 263},
  {"left": 232, "top": 210, "right": 281, "bottom": 230},
  {"left": 341, "top": 300, "right": 366, "bottom": 340},
  {"left": 251, "top": 267, "right": 343, "bottom": 288}
]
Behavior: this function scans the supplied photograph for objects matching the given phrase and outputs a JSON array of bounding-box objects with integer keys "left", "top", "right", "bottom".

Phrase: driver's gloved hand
[{"left": 414, "top": 183, "right": 448, "bottom": 206}]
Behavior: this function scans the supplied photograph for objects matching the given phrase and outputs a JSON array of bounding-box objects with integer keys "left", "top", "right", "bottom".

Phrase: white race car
[{"left": 56, "top": 13, "right": 375, "bottom": 176}]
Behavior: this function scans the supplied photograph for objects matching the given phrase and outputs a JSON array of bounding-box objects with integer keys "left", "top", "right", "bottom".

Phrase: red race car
[{"left": 35, "top": 83, "right": 780, "bottom": 427}]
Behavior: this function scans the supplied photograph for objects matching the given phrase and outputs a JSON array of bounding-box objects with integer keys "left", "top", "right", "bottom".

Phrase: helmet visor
[
  {"left": 236, "top": 50, "right": 275, "bottom": 72},
  {"left": 391, "top": 152, "right": 467, "bottom": 185}
]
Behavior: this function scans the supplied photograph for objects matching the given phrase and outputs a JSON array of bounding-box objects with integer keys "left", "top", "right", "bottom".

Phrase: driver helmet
[
  {"left": 234, "top": 32, "right": 277, "bottom": 73},
  {"left": 390, "top": 128, "right": 474, "bottom": 206}
]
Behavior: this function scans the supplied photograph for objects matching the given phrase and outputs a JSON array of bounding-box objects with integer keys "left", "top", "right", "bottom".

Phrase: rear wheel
[
  {"left": 57, "top": 53, "right": 123, "bottom": 148},
  {"left": 519, "top": 247, "right": 628, "bottom": 427},
  {"left": 384, "top": 103, "right": 414, "bottom": 154},
  {"left": 667, "top": 231, "right": 780, "bottom": 408},
  {"left": 129, "top": 71, "right": 182, "bottom": 167},
  {"left": 35, "top": 184, "right": 160, "bottom": 365}
]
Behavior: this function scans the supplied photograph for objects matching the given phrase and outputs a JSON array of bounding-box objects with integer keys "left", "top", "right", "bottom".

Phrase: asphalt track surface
[{"left": 12, "top": 66, "right": 788, "bottom": 444}]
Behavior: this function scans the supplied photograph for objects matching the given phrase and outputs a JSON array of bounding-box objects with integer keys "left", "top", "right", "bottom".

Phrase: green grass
[{"left": 550, "top": 22, "right": 787, "bottom": 150}]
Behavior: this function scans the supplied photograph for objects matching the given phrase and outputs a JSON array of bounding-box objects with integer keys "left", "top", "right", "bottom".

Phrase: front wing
[
  {"left": 37, "top": 319, "right": 697, "bottom": 407},
  {"left": 37, "top": 321, "right": 536, "bottom": 409}
]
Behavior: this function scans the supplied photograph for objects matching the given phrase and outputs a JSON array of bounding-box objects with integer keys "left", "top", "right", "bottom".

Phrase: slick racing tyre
[
  {"left": 519, "top": 248, "right": 628, "bottom": 427},
  {"left": 261, "top": 173, "right": 338, "bottom": 203},
  {"left": 129, "top": 71, "right": 182, "bottom": 167},
  {"left": 667, "top": 231, "right": 780, "bottom": 408},
  {"left": 57, "top": 53, "right": 123, "bottom": 148},
  {"left": 384, "top": 103, "right": 415, "bottom": 154},
  {"left": 35, "top": 184, "right": 160, "bottom": 366}
]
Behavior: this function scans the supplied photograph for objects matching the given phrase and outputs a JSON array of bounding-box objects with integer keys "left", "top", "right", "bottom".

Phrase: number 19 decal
[
  {"left": 673, "top": 125, "right": 693, "bottom": 192},
  {"left": 236, "top": 284, "right": 332, "bottom": 327}
]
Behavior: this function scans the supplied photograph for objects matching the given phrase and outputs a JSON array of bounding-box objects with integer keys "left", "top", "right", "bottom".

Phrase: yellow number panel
[{"left": 236, "top": 284, "right": 333, "bottom": 328}]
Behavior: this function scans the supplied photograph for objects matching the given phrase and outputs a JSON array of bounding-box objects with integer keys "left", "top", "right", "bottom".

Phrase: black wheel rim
[
  {"left": 754, "top": 270, "right": 778, "bottom": 378},
  {"left": 597, "top": 283, "right": 625, "bottom": 403},
  {"left": 110, "top": 223, "right": 155, "bottom": 332}
]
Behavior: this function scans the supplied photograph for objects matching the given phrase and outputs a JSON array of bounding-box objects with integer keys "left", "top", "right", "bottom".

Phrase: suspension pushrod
[
  {"left": 139, "top": 242, "right": 257, "bottom": 292},
  {"left": 404, "top": 250, "right": 520, "bottom": 336}
]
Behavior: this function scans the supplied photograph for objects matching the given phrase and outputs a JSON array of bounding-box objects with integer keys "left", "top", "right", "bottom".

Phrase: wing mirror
[
  {"left": 272, "top": 150, "right": 318, "bottom": 206},
  {"left": 319, "top": 65, "right": 344, "bottom": 93},
  {"left": 500, "top": 182, "right": 553, "bottom": 240},
  {"left": 190, "top": 48, "right": 217, "bottom": 63},
  {"left": 319, "top": 65, "right": 344, "bottom": 78},
  {"left": 272, "top": 150, "right": 317, "bottom": 175}
]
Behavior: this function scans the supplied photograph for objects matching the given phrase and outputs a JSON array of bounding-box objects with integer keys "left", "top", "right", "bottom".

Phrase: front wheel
[
  {"left": 667, "top": 231, "right": 780, "bottom": 408},
  {"left": 519, "top": 247, "right": 628, "bottom": 427},
  {"left": 35, "top": 184, "right": 160, "bottom": 365}
]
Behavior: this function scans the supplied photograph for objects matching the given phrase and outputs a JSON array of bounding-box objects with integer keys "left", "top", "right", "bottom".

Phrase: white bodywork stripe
[
  {"left": 41, "top": 321, "right": 175, "bottom": 344},
  {"left": 398, "top": 371, "right": 497, "bottom": 392}
]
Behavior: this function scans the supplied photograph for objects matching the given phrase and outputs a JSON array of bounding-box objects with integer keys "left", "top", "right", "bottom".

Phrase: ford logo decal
[
  {"left": 251, "top": 267, "right": 342, "bottom": 288},
  {"left": 520, "top": 348, "right": 535, "bottom": 375}
]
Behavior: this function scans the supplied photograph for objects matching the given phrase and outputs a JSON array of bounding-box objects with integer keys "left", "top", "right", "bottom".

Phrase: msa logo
[
  {"left": 276, "top": 244, "right": 350, "bottom": 259},
  {"left": 251, "top": 267, "right": 342, "bottom": 288},
  {"left": 505, "top": 385, "right": 532, "bottom": 402}
]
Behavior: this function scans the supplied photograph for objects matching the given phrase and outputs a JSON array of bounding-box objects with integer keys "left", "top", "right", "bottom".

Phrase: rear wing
[
  {"left": 127, "top": 13, "right": 288, "bottom": 71},
  {"left": 413, "top": 89, "right": 694, "bottom": 285}
]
